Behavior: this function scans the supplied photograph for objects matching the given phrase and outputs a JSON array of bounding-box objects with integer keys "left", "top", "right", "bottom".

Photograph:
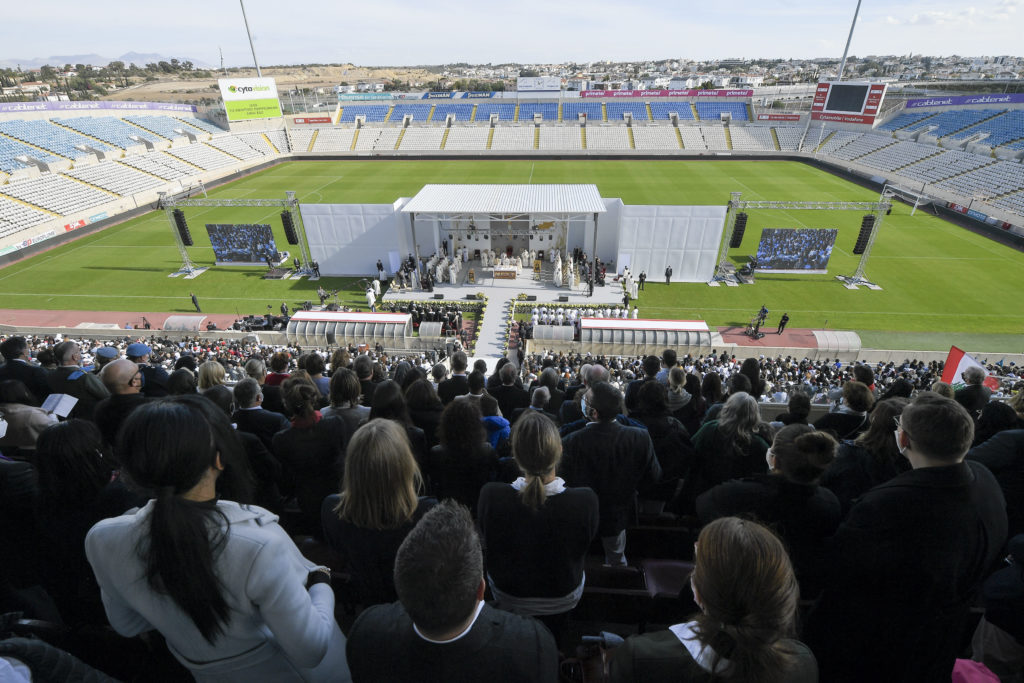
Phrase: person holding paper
[
  {"left": 46, "top": 341, "right": 110, "bottom": 421},
  {"left": 0, "top": 379, "right": 58, "bottom": 455}
]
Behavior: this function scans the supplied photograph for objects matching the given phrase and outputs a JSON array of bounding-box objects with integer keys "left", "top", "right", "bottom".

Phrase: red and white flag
[{"left": 941, "top": 346, "right": 1000, "bottom": 391}]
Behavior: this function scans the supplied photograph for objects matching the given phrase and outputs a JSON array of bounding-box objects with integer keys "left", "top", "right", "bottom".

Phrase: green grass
[{"left": 1, "top": 160, "right": 1022, "bottom": 347}]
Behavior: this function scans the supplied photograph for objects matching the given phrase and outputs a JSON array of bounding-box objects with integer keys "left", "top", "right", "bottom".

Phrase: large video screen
[
  {"left": 824, "top": 84, "right": 869, "bottom": 113},
  {"left": 755, "top": 228, "right": 838, "bottom": 273},
  {"left": 205, "top": 223, "right": 279, "bottom": 264}
]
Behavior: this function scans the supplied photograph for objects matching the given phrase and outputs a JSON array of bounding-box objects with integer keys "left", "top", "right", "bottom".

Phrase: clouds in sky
[{"left": 4, "top": 0, "right": 1020, "bottom": 67}]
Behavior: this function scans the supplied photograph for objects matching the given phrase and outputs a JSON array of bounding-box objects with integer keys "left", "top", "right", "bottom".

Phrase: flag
[{"left": 941, "top": 346, "right": 1000, "bottom": 391}]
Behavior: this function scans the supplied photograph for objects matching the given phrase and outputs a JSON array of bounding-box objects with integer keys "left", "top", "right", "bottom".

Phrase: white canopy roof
[{"left": 401, "top": 184, "right": 607, "bottom": 215}]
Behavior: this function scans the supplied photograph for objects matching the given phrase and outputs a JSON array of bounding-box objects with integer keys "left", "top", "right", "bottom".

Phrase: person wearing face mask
[{"left": 805, "top": 393, "right": 1007, "bottom": 682}]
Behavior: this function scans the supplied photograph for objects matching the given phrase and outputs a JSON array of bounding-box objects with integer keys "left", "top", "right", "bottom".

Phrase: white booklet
[{"left": 42, "top": 393, "right": 78, "bottom": 418}]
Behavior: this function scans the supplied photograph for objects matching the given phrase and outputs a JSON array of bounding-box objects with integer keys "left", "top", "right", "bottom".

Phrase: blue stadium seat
[
  {"left": 0, "top": 136, "right": 61, "bottom": 172},
  {"left": 338, "top": 105, "right": 391, "bottom": 123},
  {"left": 517, "top": 102, "right": 559, "bottom": 122},
  {"left": 606, "top": 101, "right": 649, "bottom": 121},
  {"left": 649, "top": 102, "right": 695, "bottom": 120},
  {"left": 877, "top": 110, "right": 937, "bottom": 132},
  {"left": 473, "top": 102, "right": 515, "bottom": 121},
  {"left": 695, "top": 102, "right": 748, "bottom": 121},
  {"left": 904, "top": 109, "right": 996, "bottom": 138},
  {"left": 562, "top": 102, "right": 603, "bottom": 121},
  {"left": 431, "top": 103, "right": 475, "bottom": 121},
  {"left": 59, "top": 116, "right": 161, "bottom": 149},
  {"left": 945, "top": 110, "right": 1024, "bottom": 147},
  {"left": 389, "top": 103, "right": 433, "bottom": 122},
  {"left": 0, "top": 119, "right": 110, "bottom": 159}
]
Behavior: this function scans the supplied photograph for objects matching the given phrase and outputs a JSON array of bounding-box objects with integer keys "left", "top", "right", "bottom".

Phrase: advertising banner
[
  {"left": 811, "top": 82, "right": 886, "bottom": 124},
  {"left": 517, "top": 76, "right": 561, "bottom": 92},
  {"left": 811, "top": 112, "right": 876, "bottom": 124},
  {"left": 463, "top": 91, "right": 497, "bottom": 99},
  {"left": 218, "top": 78, "right": 282, "bottom": 122},
  {"left": 906, "top": 92, "right": 1024, "bottom": 109},
  {"left": 422, "top": 92, "right": 454, "bottom": 99},
  {"left": 0, "top": 101, "right": 197, "bottom": 113},
  {"left": 293, "top": 117, "right": 332, "bottom": 124},
  {"left": 580, "top": 89, "right": 753, "bottom": 98},
  {"left": 757, "top": 113, "right": 802, "bottom": 121},
  {"left": 64, "top": 219, "right": 86, "bottom": 232},
  {"left": 338, "top": 93, "right": 393, "bottom": 101}
]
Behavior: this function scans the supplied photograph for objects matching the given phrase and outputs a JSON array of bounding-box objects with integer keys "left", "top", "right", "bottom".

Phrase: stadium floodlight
[
  {"left": 837, "top": 0, "right": 862, "bottom": 81},
  {"left": 239, "top": 0, "right": 262, "bottom": 78}
]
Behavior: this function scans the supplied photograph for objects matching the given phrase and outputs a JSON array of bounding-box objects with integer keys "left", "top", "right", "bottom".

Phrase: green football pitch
[{"left": 1, "top": 159, "right": 1022, "bottom": 349}]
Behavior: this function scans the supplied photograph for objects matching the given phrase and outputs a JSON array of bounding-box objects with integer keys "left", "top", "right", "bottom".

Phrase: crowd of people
[
  {"left": 755, "top": 228, "right": 838, "bottom": 272},
  {"left": 1, "top": 331, "right": 1023, "bottom": 681}
]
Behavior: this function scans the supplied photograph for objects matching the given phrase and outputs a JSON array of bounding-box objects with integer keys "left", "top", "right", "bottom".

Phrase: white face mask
[
  {"left": 894, "top": 429, "right": 907, "bottom": 455},
  {"left": 580, "top": 396, "right": 588, "bottom": 418},
  {"left": 765, "top": 448, "right": 775, "bottom": 471}
]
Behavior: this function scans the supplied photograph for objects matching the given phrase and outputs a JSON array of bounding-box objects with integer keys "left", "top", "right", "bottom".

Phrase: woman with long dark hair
[
  {"left": 609, "top": 517, "right": 816, "bottom": 682},
  {"left": 427, "top": 399, "right": 496, "bottom": 514},
  {"left": 86, "top": 399, "right": 349, "bottom": 682},
  {"left": 404, "top": 378, "right": 444, "bottom": 449},
  {"left": 322, "top": 419, "right": 436, "bottom": 606},
  {"left": 369, "top": 380, "right": 428, "bottom": 468},
  {"left": 477, "top": 411, "right": 598, "bottom": 642}
]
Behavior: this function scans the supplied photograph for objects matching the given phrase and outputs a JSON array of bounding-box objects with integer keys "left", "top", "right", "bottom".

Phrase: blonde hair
[
  {"left": 335, "top": 419, "right": 422, "bottom": 530},
  {"left": 511, "top": 411, "right": 562, "bottom": 510},
  {"left": 197, "top": 360, "right": 226, "bottom": 390}
]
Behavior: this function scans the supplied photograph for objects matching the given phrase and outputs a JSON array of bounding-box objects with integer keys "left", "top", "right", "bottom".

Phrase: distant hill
[{"left": 0, "top": 52, "right": 213, "bottom": 70}]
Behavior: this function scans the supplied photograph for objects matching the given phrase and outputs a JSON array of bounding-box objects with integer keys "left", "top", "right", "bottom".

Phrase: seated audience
[
  {"left": 85, "top": 399, "right": 349, "bottom": 681},
  {"left": 608, "top": 517, "right": 817, "bottom": 682},
  {"left": 232, "top": 377, "right": 289, "bottom": 451},
  {"left": 968, "top": 426, "right": 1024, "bottom": 538},
  {"left": 805, "top": 393, "right": 1008, "bottom": 682},
  {"left": 973, "top": 400, "right": 1021, "bottom": 447},
  {"left": 427, "top": 400, "right": 497, "bottom": 515},
  {"left": 819, "top": 397, "right": 910, "bottom": 515},
  {"left": 166, "top": 367, "right": 198, "bottom": 395},
  {"left": 0, "top": 380, "right": 56, "bottom": 456},
  {"left": 197, "top": 360, "right": 227, "bottom": 390},
  {"left": 264, "top": 351, "right": 291, "bottom": 387},
  {"left": 477, "top": 411, "right": 598, "bottom": 642},
  {"left": 814, "top": 380, "right": 873, "bottom": 440},
  {"left": 93, "top": 359, "right": 150, "bottom": 450},
  {"left": 404, "top": 379, "right": 444, "bottom": 449},
  {"left": 480, "top": 394, "right": 510, "bottom": 452},
  {"left": 47, "top": 341, "right": 109, "bottom": 421},
  {"left": 0, "top": 336, "right": 51, "bottom": 405},
  {"left": 322, "top": 419, "right": 437, "bottom": 606},
  {"left": 345, "top": 501, "right": 558, "bottom": 682},
  {"left": 971, "top": 533, "right": 1024, "bottom": 680},
  {"left": 955, "top": 365, "right": 992, "bottom": 419},
  {"left": 369, "top": 380, "right": 429, "bottom": 468},
  {"left": 321, "top": 368, "right": 371, "bottom": 435}
]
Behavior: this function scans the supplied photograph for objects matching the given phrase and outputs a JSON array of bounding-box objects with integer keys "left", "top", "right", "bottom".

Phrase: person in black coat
[
  {"left": 560, "top": 381, "right": 661, "bottom": 565},
  {"left": 632, "top": 381, "right": 693, "bottom": 502},
  {"left": 805, "top": 394, "right": 1008, "bottom": 682},
  {"left": 404, "top": 379, "right": 444, "bottom": 449},
  {"left": 0, "top": 336, "right": 50, "bottom": 405},
  {"left": 624, "top": 355, "right": 660, "bottom": 415},
  {"left": 427, "top": 400, "right": 497, "bottom": 515},
  {"left": 968, "top": 428, "right": 1024, "bottom": 539},
  {"left": 955, "top": 366, "right": 992, "bottom": 420},
  {"left": 698, "top": 424, "right": 841, "bottom": 593},
  {"left": 231, "top": 378, "right": 290, "bottom": 451},
  {"left": 369, "top": 380, "right": 429, "bottom": 471},
  {"left": 437, "top": 351, "right": 470, "bottom": 405},
  {"left": 511, "top": 386, "right": 558, "bottom": 425},
  {"left": 814, "top": 380, "right": 874, "bottom": 441},
  {"left": 93, "top": 359, "right": 151, "bottom": 451},
  {"left": 322, "top": 419, "right": 437, "bottom": 606},
  {"left": 489, "top": 363, "right": 529, "bottom": 423}
]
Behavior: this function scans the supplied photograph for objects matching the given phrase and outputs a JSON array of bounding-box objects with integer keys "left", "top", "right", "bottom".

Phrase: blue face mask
[{"left": 580, "top": 396, "right": 588, "bottom": 417}]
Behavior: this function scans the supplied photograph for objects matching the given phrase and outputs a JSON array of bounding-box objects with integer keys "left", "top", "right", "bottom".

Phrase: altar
[{"left": 493, "top": 265, "right": 518, "bottom": 280}]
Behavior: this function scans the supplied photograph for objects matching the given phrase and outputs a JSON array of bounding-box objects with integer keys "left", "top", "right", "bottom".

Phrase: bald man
[
  {"left": 47, "top": 341, "right": 109, "bottom": 421},
  {"left": 93, "top": 359, "right": 151, "bottom": 449}
]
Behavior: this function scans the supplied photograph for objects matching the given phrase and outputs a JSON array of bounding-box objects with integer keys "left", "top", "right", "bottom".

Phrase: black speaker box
[
  {"left": 729, "top": 212, "right": 748, "bottom": 249},
  {"left": 433, "top": 294, "right": 444, "bottom": 300},
  {"left": 525, "top": 295, "right": 537, "bottom": 301},
  {"left": 172, "top": 209, "right": 193, "bottom": 246},
  {"left": 281, "top": 211, "right": 299, "bottom": 245},
  {"left": 558, "top": 295, "right": 569, "bottom": 302},
  {"left": 853, "top": 215, "right": 875, "bottom": 255}
]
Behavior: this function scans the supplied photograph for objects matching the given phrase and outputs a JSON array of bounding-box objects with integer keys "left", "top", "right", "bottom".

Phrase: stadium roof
[{"left": 401, "top": 184, "right": 606, "bottom": 215}]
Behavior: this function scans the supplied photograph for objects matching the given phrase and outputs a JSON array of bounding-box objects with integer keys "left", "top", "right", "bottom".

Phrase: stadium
[{"left": 1, "top": 1, "right": 1024, "bottom": 680}]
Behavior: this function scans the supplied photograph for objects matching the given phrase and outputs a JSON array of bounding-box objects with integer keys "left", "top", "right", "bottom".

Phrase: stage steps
[
  {"left": 440, "top": 128, "right": 450, "bottom": 149},
  {"left": 770, "top": 128, "right": 781, "bottom": 151},
  {"left": 675, "top": 127, "right": 684, "bottom": 149},
  {"left": 307, "top": 130, "right": 318, "bottom": 152}
]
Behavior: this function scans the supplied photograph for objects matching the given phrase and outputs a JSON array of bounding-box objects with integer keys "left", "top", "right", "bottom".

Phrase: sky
[{"left": 4, "top": 0, "right": 1021, "bottom": 68}]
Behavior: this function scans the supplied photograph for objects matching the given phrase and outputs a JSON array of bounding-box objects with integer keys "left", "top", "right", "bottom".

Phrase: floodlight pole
[
  {"left": 239, "top": 0, "right": 262, "bottom": 78},
  {"left": 837, "top": 0, "right": 862, "bottom": 81}
]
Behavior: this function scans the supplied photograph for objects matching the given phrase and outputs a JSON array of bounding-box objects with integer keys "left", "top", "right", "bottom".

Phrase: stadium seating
[
  {"left": 606, "top": 102, "right": 649, "bottom": 122},
  {"left": 489, "top": 127, "right": 535, "bottom": 150},
  {"left": 678, "top": 127, "right": 707, "bottom": 150},
  {"left": 517, "top": 102, "right": 558, "bottom": 122},
  {"left": 442, "top": 127, "right": 489, "bottom": 150},
  {"left": 431, "top": 103, "right": 475, "bottom": 121},
  {"left": 895, "top": 149, "right": 995, "bottom": 185},
  {"left": 65, "top": 161, "right": 166, "bottom": 196},
  {"left": 264, "top": 130, "right": 290, "bottom": 153},
  {"left": 338, "top": 105, "right": 390, "bottom": 123},
  {"left": 583, "top": 126, "right": 631, "bottom": 150},
  {"left": 354, "top": 127, "right": 402, "bottom": 151},
  {"left": 728, "top": 127, "right": 774, "bottom": 152},
  {"left": 696, "top": 102, "right": 748, "bottom": 121},
  {"left": 311, "top": 128, "right": 356, "bottom": 152},
  {"left": 0, "top": 194, "right": 52, "bottom": 235},
  {"left": 825, "top": 133, "right": 896, "bottom": 161},
  {"left": 0, "top": 136, "right": 61, "bottom": 172},
  {"left": 538, "top": 127, "right": 582, "bottom": 150},
  {"left": 649, "top": 102, "right": 695, "bottom": 120},
  {"left": 473, "top": 102, "right": 515, "bottom": 121},
  {"left": 58, "top": 116, "right": 160, "bottom": 149},
  {"left": 235, "top": 132, "right": 279, "bottom": 155},
  {"left": 123, "top": 115, "right": 194, "bottom": 140},
  {"left": 166, "top": 143, "right": 238, "bottom": 171},
  {"left": 905, "top": 109, "right": 996, "bottom": 138},
  {"left": 562, "top": 102, "right": 603, "bottom": 121},
  {"left": 0, "top": 174, "right": 115, "bottom": 215},
  {"left": 934, "top": 160, "right": 1024, "bottom": 201},
  {"left": 817, "top": 131, "right": 863, "bottom": 156},
  {"left": 118, "top": 153, "right": 198, "bottom": 180},
  {"left": 774, "top": 127, "right": 803, "bottom": 152},
  {"left": 389, "top": 103, "right": 433, "bottom": 122},
  {"left": 398, "top": 128, "right": 445, "bottom": 151},
  {"left": 290, "top": 129, "right": 317, "bottom": 152},
  {"left": 877, "top": 110, "right": 937, "bottom": 132},
  {"left": 855, "top": 140, "right": 941, "bottom": 172},
  {"left": 946, "top": 110, "right": 1024, "bottom": 148},
  {"left": 0, "top": 119, "right": 110, "bottom": 159},
  {"left": 631, "top": 126, "right": 679, "bottom": 150},
  {"left": 699, "top": 126, "right": 728, "bottom": 149},
  {"left": 176, "top": 117, "right": 224, "bottom": 135},
  {"left": 207, "top": 136, "right": 267, "bottom": 161}
]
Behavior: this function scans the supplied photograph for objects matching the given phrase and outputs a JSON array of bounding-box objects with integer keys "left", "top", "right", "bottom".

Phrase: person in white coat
[{"left": 85, "top": 397, "right": 350, "bottom": 683}]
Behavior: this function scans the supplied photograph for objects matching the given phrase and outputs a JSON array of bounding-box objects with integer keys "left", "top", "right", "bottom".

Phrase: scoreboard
[{"left": 810, "top": 81, "right": 887, "bottom": 125}]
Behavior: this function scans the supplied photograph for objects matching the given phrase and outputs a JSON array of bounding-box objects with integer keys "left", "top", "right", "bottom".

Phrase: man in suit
[
  {"left": 94, "top": 359, "right": 150, "bottom": 449},
  {"left": 490, "top": 363, "right": 529, "bottom": 423},
  {"left": 664, "top": 265, "right": 672, "bottom": 284},
  {"left": 560, "top": 381, "right": 661, "bottom": 565},
  {"left": 244, "top": 358, "right": 285, "bottom": 415},
  {"left": 346, "top": 501, "right": 558, "bottom": 682},
  {"left": 624, "top": 355, "right": 661, "bottom": 414},
  {"left": 232, "top": 378, "right": 290, "bottom": 451},
  {"left": 47, "top": 341, "right": 110, "bottom": 421},
  {"left": 353, "top": 354, "right": 378, "bottom": 407},
  {"left": 126, "top": 343, "right": 169, "bottom": 398},
  {"left": 805, "top": 394, "right": 1007, "bottom": 682},
  {"left": 438, "top": 351, "right": 470, "bottom": 404},
  {"left": 190, "top": 292, "right": 201, "bottom": 313},
  {"left": 531, "top": 368, "right": 566, "bottom": 419},
  {"left": 955, "top": 365, "right": 992, "bottom": 420},
  {"left": 0, "top": 336, "right": 51, "bottom": 405},
  {"left": 511, "top": 386, "right": 558, "bottom": 425}
]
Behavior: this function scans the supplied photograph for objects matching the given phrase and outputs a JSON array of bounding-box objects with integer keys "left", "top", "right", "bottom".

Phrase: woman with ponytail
[
  {"left": 476, "top": 411, "right": 598, "bottom": 642},
  {"left": 85, "top": 398, "right": 350, "bottom": 682},
  {"left": 610, "top": 517, "right": 816, "bottom": 682},
  {"left": 696, "top": 424, "right": 841, "bottom": 592}
]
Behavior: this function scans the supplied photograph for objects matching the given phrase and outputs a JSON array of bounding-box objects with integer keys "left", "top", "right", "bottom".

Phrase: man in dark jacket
[
  {"left": 346, "top": 501, "right": 558, "bottom": 682},
  {"left": 805, "top": 393, "right": 1008, "bottom": 682},
  {"left": 232, "top": 378, "right": 290, "bottom": 451},
  {"left": 955, "top": 365, "right": 992, "bottom": 420},
  {"left": 489, "top": 363, "right": 529, "bottom": 423},
  {"left": 0, "top": 336, "right": 50, "bottom": 405},
  {"left": 437, "top": 351, "right": 470, "bottom": 405},
  {"left": 47, "top": 341, "right": 110, "bottom": 421},
  {"left": 94, "top": 359, "right": 150, "bottom": 449},
  {"left": 560, "top": 381, "right": 661, "bottom": 565},
  {"left": 969, "top": 429, "right": 1024, "bottom": 538}
]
